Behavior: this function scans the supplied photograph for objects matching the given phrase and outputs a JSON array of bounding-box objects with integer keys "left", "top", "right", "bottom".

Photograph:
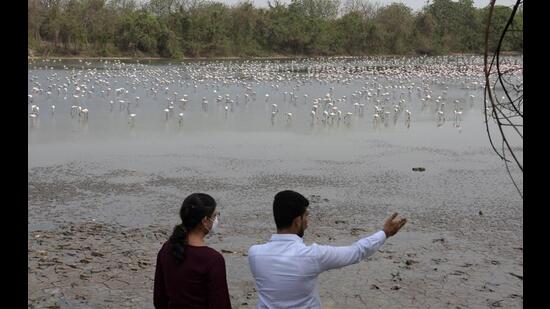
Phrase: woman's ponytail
[{"left": 169, "top": 224, "right": 188, "bottom": 263}]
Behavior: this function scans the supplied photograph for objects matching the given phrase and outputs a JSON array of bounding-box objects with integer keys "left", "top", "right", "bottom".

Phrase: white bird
[
  {"left": 322, "top": 110, "right": 329, "bottom": 124},
  {"left": 437, "top": 110, "right": 445, "bottom": 125},
  {"left": 80, "top": 108, "right": 89, "bottom": 121},
  {"left": 179, "top": 98, "right": 187, "bottom": 110},
  {"left": 31, "top": 105, "right": 40, "bottom": 116},
  {"left": 358, "top": 103, "right": 365, "bottom": 117},
  {"left": 70, "top": 105, "right": 79, "bottom": 117},
  {"left": 178, "top": 113, "right": 184, "bottom": 127},
  {"left": 384, "top": 111, "right": 391, "bottom": 127},
  {"left": 128, "top": 113, "right": 136, "bottom": 127},
  {"left": 271, "top": 111, "right": 277, "bottom": 126},
  {"left": 454, "top": 109, "right": 463, "bottom": 123},
  {"left": 405, "top": 110, "right": 411, "bottom": 128},
  {"left": 312, "top": 104, "right": 318, "bottom": 113},
  {"left": 285, "top": 112, "right": 293, "bottom": 125},
  {"left": 373, "top": 113, "right": 381, "bottom": 128},
  {"left": 344, "top": 112, "right": 353, "bottom": 126}
]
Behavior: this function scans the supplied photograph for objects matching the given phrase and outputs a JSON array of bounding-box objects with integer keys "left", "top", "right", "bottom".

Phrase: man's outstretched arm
[{"left": 314, "top": 213, "right": 407, "bottom": 273}]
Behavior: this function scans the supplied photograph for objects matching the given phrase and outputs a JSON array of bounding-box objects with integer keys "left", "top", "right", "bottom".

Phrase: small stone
[{"left": 405, "top": 259, "right": 418, "bottom": 266}]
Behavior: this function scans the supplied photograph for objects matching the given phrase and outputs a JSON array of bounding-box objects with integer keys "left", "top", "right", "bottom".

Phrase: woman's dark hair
[
  {"left": 273, "top": 190, "right": 309, "bottom": 229},
  {"left": 169, "top": 193, "right": 216, "bottom": 263}
]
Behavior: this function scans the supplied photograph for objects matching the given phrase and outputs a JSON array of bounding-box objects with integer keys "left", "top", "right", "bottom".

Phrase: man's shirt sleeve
[{"left": 313, "top": 231, "right": 387, "bottom": 273}]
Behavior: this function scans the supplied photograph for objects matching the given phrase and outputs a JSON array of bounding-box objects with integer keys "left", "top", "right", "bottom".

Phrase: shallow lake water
[{"left": 28, "top": 56, "right": 522, "bottom": 230}]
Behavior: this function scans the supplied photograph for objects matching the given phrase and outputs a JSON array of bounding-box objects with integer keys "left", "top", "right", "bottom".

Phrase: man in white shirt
[{"left": 248, "top": 190, "right": 407, "bottom": 309}]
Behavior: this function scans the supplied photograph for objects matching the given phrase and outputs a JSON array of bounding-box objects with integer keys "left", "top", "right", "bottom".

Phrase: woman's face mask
[{"left": 206, "top": 215, "right": 219, "bottom": 234}]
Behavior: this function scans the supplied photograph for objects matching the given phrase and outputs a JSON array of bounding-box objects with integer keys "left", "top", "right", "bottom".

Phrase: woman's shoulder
[
  {"left": 187, "top": 246, "right": 225, "bottom": 265},
  {"left": 157, "top": 241, "right": 224, "bottom": 262},
  {"left": 157, "top": 241, "right": 172, "bottom": 256},
  {"left": 197, "top": 246, "right": 224, "bottom": 259}
]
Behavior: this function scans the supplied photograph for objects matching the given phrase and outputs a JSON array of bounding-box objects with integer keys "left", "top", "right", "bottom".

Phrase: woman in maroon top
[{"left": 154, "top": 193, "right": 232, "bottom": 309}]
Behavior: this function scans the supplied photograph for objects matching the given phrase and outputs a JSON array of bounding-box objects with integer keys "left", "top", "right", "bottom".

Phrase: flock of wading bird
[{"left": 27, "top": 56, "right": 522, "bottom": 133}]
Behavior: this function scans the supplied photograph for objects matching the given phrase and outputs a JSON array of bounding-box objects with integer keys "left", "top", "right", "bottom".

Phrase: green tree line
[{"left": 28, "top": 0, "right": 523, "bottom": 58}]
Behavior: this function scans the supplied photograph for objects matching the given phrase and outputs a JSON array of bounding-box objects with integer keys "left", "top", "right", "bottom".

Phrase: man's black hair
[{"left": 273, "top": 190, "right": 309, "bottom": 229}]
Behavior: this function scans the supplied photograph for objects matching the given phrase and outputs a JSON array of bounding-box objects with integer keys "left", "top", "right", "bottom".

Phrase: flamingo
[
  {"left": 202, "top": 98, "right": 208, "bottom": 112},
  {"left": 373, "top": 113, "right": 381, "bottom": 129},
  {"left": 31, "top": 105, "right": 40, "bottom": 116},
  {"left": 285, "top": 113, "right": 293, "bottom": 125},
  {"left": 271, "top": 111, "right": 277, "bottom": 126},
  {"left": 405, "top": 110, "right": 411, "bottom": 129},
  {"left": 80, "top": 108, "right": 89, "bottom": 121},
  {"left": 454, "top": 109, "right": 463, "bottom": 123},
  {"left": 178, "top": 113, "right": 184, "bottom": 127},
  {"left": 437, "top": 110, "right": 445, "bottom": 126},
  {"left": 128, "top": 114, "right": 136, "bottom": 127},
  {"left": 344, "top": 112, "right": 353, "bottom": 126}
]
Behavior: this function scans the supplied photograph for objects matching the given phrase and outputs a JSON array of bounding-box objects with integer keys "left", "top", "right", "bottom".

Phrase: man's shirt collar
[{"left": 269, "top": 233, "right": 303, "bottom": 242}]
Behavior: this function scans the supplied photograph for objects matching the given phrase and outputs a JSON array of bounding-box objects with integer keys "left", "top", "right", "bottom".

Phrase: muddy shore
[{"left": 28, "top": 128, "right": 523, "bottom": 308}]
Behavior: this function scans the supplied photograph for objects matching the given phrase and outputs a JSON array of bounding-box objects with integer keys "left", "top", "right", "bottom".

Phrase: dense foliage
[{"left": 28, "top": 0, "right": 523, "bottom": 58}]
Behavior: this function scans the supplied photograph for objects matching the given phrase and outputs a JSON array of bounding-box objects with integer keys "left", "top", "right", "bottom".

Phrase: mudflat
[{"left": 28, "top": 127, "right": 522, "bottom": 308}]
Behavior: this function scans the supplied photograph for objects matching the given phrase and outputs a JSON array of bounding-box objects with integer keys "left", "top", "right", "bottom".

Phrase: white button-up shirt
[{"left": 248, "top": 231, "right": 387, "bottom": 309}]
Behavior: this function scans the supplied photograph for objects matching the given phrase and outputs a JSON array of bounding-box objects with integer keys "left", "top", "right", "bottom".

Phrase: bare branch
[{"left": 483, "top": 0, "right": 523, "bottom": 198}]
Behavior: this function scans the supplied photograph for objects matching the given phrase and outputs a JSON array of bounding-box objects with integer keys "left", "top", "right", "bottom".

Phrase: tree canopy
[{"left": 28, "top": 0, "right": 523, "bottom": 58}]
